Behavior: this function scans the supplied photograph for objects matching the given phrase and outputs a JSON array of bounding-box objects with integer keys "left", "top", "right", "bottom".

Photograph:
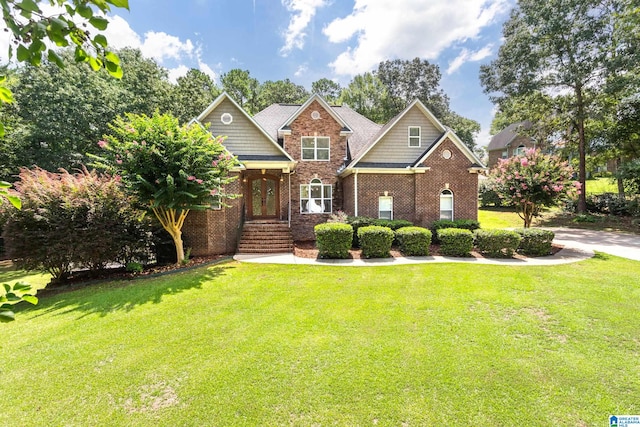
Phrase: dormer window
[
  {"left": 408, "top": 126, "right": 421, "bottom": 147},
  {"left": 301, "top": 136, "right": 330, "bottom": 161}
]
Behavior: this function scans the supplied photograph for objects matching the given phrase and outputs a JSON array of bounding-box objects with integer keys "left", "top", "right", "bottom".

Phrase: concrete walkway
[
  {"left": 550, "top": 227, "right": 640, "bottom": 261},
  {"left": 233, "top": 228, "right": 639, "bottom": 266}
]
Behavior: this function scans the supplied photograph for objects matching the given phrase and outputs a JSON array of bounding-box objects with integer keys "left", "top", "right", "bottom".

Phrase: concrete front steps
[{"left": 237, "top": 220, "right": 294, "bottom": 254}]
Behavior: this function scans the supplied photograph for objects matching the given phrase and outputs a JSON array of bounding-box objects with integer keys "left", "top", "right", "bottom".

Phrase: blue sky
[{"left": 2, "top": 0, "right": 515, "bottom": 146}]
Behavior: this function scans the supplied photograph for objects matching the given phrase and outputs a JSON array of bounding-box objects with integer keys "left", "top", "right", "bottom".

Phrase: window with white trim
[
  {"left": 440, "top": 189, "right": 453, "bottom": 220},
  {"left": 501, "top": 149, "right": 508, "bottom": 159},
  {"left": 301, "top": 136, "right": 330, "bottom": 161},
  {"left": 379, "top": 196, "right": 393, "bottom": 220},
  {"left": 408, "top": 126, "right": 421, "bottom": 147},
  {"left": 514, "top": 144, "right": 526, "bottom": 156},
  {"left": 300, "top": 178, "right": 332, "bottom": 214}
]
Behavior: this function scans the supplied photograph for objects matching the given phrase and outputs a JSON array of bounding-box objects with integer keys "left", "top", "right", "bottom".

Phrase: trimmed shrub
[
  {"left": 396, "top": 227, "right": 432, "bottom": 256},
  {"left": 358, "top": 226, "right": 394, "bottom": 258},
  {"left": 431, "top": 219, "right": 480, "bottom": 242},
  {"left": 479, "top": 179, "right": 503, "bottom": 207},
  {"left": 437, "top": 228, "right": 474, "bottom": 257},
  {"left": 514, "top": 228, "right": 555, "bottom": 256},
  {"left": 347, "top": 216, "right": 375, "bottom": 247},
  {"left": 347, "top": 216, "right": 413, "bottom": 247},
  {"left": 314, "top": 222, "right": 353, "bottom": 259},
  {"left": 474, "top": 229, "right": 522, "bottom": 258}
]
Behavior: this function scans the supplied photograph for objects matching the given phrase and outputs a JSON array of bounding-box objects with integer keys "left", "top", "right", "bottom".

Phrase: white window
[
  {"left": 301, "top": 136, "right": 330, "bottom": 161},
  {"left": 300, "top": 178, "right": 332, "bottom": 214},
  {"left": 440, "top": 189, "right": 453, "bottom": 220},
  {"left": 501, "top": 149, "right": 508, "bottom": 159},
  {"left": 408, "top": 126, "right": 421, "bottom": 147},
  {"left": 514, "top": 144, "right": 526, "bottom": 156},
  {"left": 379, "top": 196, "right": 393, "bottom": 220},
  {"left": 212, "top": 195, "right": 221, "bottom": 210}
]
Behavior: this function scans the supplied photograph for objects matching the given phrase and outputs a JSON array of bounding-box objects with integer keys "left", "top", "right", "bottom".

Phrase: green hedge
[
  {"left": 314, "top": 223, "right": 353, "bottom": 259},
  {"left": 347, "top": 216, "right": 413, "bottom": 247},
  {"left": 357, "top": 225, "right": 394, "bottom": 258},
  {"left": 514, "top": 228, "right": 555, "bottom": 256},
  {"left": 437, "top": 228, "right": 474, "bottom": 257},
  {"left": 396, "top": 227, "right": 432, "bottom": 256},
  {"left": 474, "top": 229, "right": 522, "bottom": 258},
  {"left": 431, "top": 219, "right": 480, "bottom": 242}
]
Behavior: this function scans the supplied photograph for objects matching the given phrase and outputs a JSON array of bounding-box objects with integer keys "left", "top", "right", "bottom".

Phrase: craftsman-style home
[{"left": 182, "top": 93, "right": 485, "bottom": 255}]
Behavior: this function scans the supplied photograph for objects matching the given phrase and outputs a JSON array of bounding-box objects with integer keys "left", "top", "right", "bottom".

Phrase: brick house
[
  {"left": 487, "top": 121, "right": 537, "bottom": 168},
  {"left": 182, "top": 92, "right": 485, "bottom": 255}
]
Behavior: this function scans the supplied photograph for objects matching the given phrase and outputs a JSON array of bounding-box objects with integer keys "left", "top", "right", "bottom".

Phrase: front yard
[{"left": 2, "top": 256, "right": 639, "bottom": 426}]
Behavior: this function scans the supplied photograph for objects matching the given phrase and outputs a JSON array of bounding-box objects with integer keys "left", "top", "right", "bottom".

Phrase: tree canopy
[{"left": 93, "top": 112, "right": 237, "bottom": 264}]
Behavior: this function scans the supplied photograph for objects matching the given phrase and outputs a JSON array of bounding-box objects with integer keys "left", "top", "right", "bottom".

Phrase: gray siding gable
[
  {"left": 200, "top": 98, "right": 283, "bottom": 158},
  {"left": 358, "top": 105, "right": 443, "bottom": 164}
]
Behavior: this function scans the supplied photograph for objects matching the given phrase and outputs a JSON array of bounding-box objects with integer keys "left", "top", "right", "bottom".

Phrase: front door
[{"left": 248, "top": 175, "right": 279, "bottom": 219}]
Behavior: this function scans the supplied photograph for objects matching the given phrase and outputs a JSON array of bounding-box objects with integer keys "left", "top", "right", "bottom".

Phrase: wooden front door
[{"left": 248, "top": 175, "right": 279, "bottom": 219}]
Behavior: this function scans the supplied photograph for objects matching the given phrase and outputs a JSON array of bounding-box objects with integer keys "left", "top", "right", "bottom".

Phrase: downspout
[
  {"left": 288, "top": 170, "right": 293, "bottom": 228},
  {"left": 354, "top": 169, "right": 359, "bottom": 217}
]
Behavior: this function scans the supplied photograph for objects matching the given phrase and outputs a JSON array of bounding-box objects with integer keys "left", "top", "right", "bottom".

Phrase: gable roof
[
  {"left": 277, "top": 93, "right": 353, "bottom": 135},
  {"left": 192, "top": 92, "right": 294, "bottom": 162},
  {"left": 413, "top": 129, "right": 486, "bottom": 169},
  {"left": 487, "top": 121, "right": 533, "bottom": 151},
  {"left": 347, "top": 99, "right": 447, "bottom": 168}
]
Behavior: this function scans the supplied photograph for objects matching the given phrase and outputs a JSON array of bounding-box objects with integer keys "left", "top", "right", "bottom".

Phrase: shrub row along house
[{"left": 182, "top": 93, "right": 485, "bottom": 255}]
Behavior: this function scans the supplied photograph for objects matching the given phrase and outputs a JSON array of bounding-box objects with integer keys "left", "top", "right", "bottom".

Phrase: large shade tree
[
  {"left": 94, "top": 112, "right": 237, "bottom": 264},
  {"left": 480, "top": 0, "right": 631, "bottom": 213}
]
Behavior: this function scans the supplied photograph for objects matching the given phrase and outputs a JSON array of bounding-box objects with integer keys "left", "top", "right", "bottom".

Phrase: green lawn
[
  {"left": 585, "top": 177, "right": 618, "bottom": 195},
  {"left": 478, "top": 207, "right": 525, "bottom": 229},
  {"left": 2, "top": 257, "right": 640, "bottom": 426}
]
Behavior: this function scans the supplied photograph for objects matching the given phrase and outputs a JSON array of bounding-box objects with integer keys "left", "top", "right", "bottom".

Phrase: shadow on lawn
[{"left": 21, "top": 262, "right": 236, "bottom": 319}]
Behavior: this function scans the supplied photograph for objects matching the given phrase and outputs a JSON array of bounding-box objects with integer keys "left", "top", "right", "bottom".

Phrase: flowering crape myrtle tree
[
  {"left": 94, "top": 112, "right": 237, "bottom": 264},
  {"left": 491, "top": 149, "right": 580, "bottom": 228}
]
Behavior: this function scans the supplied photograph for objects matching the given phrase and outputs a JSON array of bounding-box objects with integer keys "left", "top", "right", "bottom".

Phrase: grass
[
  {"left": 478, "top": 206, "right": 525, "bottom": 229},
  {"left": 2, "top": 257, "right": 640, "bottom": 426},
  {"left": 585, "top": 177, "right": 618, "bottom": 195}
]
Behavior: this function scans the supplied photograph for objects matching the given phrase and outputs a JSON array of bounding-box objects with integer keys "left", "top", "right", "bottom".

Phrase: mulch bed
[{"left": 293, "top": 241, "right": 563, "bottom": 260}]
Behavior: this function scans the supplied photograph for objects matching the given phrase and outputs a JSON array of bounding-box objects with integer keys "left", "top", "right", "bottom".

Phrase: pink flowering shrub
[
  {"left": 491, "top": 149, "right": 580, "bottom": 227},
  {"left": 91, "top": 112, "right": 238, "bottom": 264}
]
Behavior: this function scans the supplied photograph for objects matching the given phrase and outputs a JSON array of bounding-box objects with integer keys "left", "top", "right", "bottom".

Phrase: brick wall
[
  {"left": 487, "top": 136, "right": 537, "bottom": 168},
  {"left": 285, "top": 100, "right": 348, "bottom": 241},
  {"left": 354, "top": 174, "right": 416, "bottom": 222},
  {"left": 182, "top": 173, "right": 242, "bottom": 256},
  {"left": 418, "top": 138, "right": 478, "bottom": 224}
]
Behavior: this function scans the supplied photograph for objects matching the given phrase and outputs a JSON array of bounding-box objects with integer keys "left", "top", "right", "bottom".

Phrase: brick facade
[
  {"left": 487, "top": 135, "right": 536, "bottom": 168},
  {"left": 340, "top": 138, "right": 479, "bottom": 228},
  {"left": 182, "top": 94, "right": 483, "bottom": 255},
  {"left": 284, "top": 100, "right": 348, "bottom": 241}
]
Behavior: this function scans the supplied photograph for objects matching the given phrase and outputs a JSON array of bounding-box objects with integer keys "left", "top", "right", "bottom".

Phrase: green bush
[
  {"left": 314, "top": 222, "right": 353, "bottom": 259},
  {"left": 514, "top": 228, "right": 555, "bottom": 256},
  {"left": 431, "top": 219, "right": 480, "bottom": 242},
  {"left": 479, "top": 179, "right": 504, "bottom": 207},
  {"left": 347, "top": 216, "right": 413, "bottom": 247},
  {"left": 2, "top": 167, "right": 152, "bottom": 282},
  {"left": 358, "top": 226, "right": 394, "bottom": 258},
  {"left": 396, "top": 227, "right": 432, "bottom": 256},
  {"left": 437, "top": 228, "right": 474, "bottom": 257},
  {"left": 474, "top": 229, "right": 522, "bottom": 258}
]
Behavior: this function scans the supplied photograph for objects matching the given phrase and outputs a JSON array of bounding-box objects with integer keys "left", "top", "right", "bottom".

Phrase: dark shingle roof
[{"left": 487, "top": 121, "right": 533, "bottom": 151}]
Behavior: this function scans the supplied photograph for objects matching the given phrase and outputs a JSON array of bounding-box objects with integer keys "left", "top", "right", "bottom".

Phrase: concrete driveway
[{"left": 551, "top": 227, "right": 640, "bottom": 261}]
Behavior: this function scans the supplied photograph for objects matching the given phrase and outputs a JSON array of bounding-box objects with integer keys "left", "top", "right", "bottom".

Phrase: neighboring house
[
  {"left": 487, "top": 121, "right": 536, "bottom": 168},
  {"left": 182, "top": 92, "right": 485, "bottom": 255}
]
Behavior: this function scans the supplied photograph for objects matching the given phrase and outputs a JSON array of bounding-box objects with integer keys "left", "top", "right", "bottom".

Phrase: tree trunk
[
  {"left": 616, "top": 157, "right": 625, "bottom": 198},
  {"left": 576, "top": 86, "right": 588, "bottom": 214},
  {"left": 151, "top": 205, "right": 190, "bottom": 265}
]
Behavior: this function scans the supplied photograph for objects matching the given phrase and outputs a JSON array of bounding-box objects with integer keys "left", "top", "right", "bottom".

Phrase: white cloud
[
  {"left": 324, "top": 0, "right": 509, "bottom": 76},
  {"left": 168, "top": 65, "right": 190, "bottom": 83},
  {"left": 446, "top": 45, "right": 493, "bottom": 74},
  {"left": 294, "top": 63, "right": 309, "bottom": 77},
  {"left": 280, "top": 0, "right": 329, "bottom": 56}
]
